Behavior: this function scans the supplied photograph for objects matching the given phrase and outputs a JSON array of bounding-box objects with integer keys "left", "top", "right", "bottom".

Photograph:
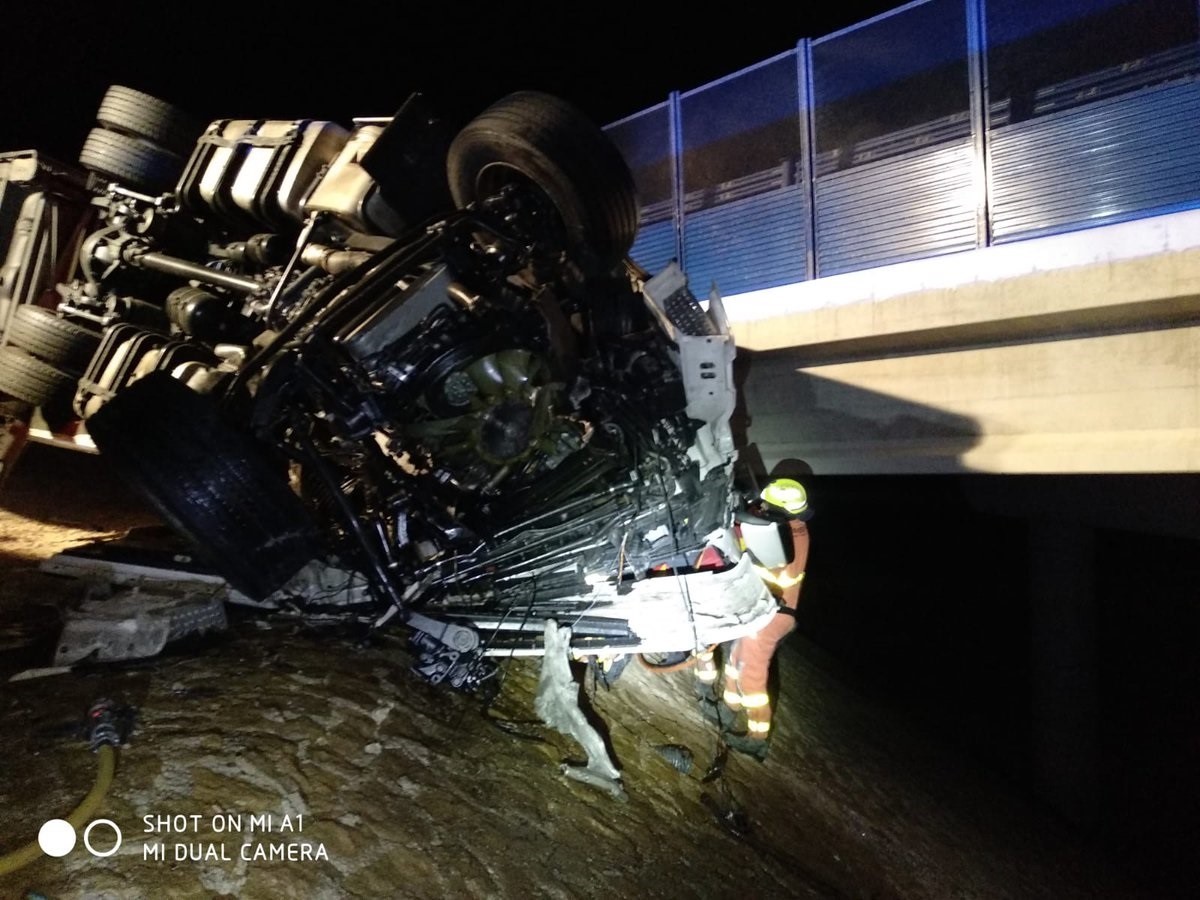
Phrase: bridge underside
[{"left": 724, "top": 211, "right": 1200, "bottom": 475}]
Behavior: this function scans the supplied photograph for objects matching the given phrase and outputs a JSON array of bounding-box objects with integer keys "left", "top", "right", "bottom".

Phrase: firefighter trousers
[{"left": 723, "top": 608, "right": 797, "bottom": 738}]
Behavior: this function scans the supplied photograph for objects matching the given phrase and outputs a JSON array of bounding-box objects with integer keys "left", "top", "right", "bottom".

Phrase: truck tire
[
  {"left": 79, "top": 127, "right": 185, "bottom": 194},
  {"left": 0, "top": 345, "right": 78, "bottom": 407},
  {"left": 95, "top": 84, "right": 203, "bottom": 157},
  {"left": 447, "top": 91, "right": 638, "bottom": 271},
  {"left": 7, "top": 305, "right": 101, "bottom": 371},
  {"left": 86, "top": 371, "right": 321, "bottom": 600}
]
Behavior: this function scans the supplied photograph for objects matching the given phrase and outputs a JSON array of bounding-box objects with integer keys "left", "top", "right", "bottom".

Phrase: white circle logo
[
  {"left": 38, "top": 819, "right": 76, "bottom": 857},
  {"left": 83, "top": 819, "right": 123, "bottom": 858}
]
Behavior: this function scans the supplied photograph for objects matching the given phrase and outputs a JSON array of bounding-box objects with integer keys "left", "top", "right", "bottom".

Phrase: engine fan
[{"left": 398, "top": 347, "right": 585, "bottom": 491}]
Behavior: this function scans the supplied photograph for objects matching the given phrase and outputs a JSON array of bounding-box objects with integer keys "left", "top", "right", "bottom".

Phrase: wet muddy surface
[{"left": 0, "top": 445, "right": 1155, "bottom": 898}]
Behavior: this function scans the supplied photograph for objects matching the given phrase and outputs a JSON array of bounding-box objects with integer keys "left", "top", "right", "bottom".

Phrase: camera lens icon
[
  {"left": 38, "top": 819, "right": 76, "bottom": 857},
  {"left": 38, "top": 818, "right": 123, "bottom": 858}
]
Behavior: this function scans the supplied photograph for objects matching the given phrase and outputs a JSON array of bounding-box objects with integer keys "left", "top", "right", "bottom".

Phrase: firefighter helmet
[{"left": 760, "top": 478, "right": 810, "bottom": 519}]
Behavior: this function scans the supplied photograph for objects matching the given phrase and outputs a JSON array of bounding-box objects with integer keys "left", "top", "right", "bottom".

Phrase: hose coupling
[{"left": 87, "top": 698, "right": 135, "bottom": 752}]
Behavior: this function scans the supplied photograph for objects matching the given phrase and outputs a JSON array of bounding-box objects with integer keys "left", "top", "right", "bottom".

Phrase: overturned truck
[{"left": 0, "top": 86, "right": 778, "bottom": 701}]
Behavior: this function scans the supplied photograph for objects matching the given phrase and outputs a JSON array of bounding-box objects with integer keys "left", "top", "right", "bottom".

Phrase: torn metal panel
[
  {"left": 535, "top": 619, "right": 626, "bottom": 800},
  {"left": 53, "top": 584, "right": 228, "bottom": 665}
]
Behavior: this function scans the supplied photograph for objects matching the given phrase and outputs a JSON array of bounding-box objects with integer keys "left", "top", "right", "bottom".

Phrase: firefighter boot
[
  {"left": 724, "top": 731, "right": 770, "bottom": 762},
  {"left": 698, "top": 695, "right": 743, "bottom": 732}
]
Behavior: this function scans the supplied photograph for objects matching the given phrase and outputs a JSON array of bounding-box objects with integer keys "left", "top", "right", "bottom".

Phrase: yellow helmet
[{"left": 759, "top": 478, "right": 809, "bottom": 518}]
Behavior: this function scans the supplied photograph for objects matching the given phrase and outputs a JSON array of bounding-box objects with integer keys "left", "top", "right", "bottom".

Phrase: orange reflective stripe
[{"left": 722, "top": 689, "right": 742, "bottom": 706}]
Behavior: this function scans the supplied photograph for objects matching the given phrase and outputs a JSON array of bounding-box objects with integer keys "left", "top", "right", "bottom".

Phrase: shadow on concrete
[{"left": 731, "top": 348, "right": 983, "bottom": 480}]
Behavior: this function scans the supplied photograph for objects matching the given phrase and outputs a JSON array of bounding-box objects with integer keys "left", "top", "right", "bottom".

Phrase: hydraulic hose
[
  {"left": 0, "top": 744, "right": 115, "bottom": 876},
  {"left": 0, "top": 698, "right": 128, "bottom": 877}
]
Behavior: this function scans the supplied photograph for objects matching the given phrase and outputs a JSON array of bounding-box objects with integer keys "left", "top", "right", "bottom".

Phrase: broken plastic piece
[{"left": 534, "top": 620, "right": 626, "bottom": 800}]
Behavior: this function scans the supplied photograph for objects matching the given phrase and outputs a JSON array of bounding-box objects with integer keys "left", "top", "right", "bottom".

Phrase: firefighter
[{"left": 705, "top": 477, "right": 812, "bottom": 759}]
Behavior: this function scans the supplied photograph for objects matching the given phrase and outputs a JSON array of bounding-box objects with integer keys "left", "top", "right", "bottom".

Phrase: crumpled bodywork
[{"left": 0, "top": 87, "right": 773, "bottom": 695}]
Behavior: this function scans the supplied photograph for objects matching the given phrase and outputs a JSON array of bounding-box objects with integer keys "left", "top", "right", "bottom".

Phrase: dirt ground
[{"left": 0, "top": 443, "right": 1156, "bottom": 899}]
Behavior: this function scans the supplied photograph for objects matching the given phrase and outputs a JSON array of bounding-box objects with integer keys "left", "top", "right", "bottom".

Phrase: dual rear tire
[
  {"left": 79, "top": 85, "right": 202, "bottom": 194},
  {"left": 0, "top": 306, "right": 100, "bottom": 416}
]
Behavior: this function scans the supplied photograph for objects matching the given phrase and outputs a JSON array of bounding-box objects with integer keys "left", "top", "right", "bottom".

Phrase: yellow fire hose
[{"left": 0, "top": 699, "right": 125, "bottom": 877}]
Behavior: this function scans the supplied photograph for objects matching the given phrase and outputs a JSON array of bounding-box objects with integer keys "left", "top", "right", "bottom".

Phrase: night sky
[{"left": 0, "top": 0, "right": 900, "bottom": 164}]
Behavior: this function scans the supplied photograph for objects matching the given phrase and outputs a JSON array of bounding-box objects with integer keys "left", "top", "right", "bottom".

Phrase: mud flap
[{"left": 534, "top": 620, "right": 626, "bottom": 800}]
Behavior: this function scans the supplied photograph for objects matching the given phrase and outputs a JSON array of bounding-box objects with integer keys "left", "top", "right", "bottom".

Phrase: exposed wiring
[{"left": 654, "top": 459, "right": 702, "bottom": 657}]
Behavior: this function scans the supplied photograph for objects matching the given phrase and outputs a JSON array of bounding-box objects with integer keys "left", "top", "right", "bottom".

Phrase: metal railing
[{"left": 605, "top": 0, "right": 1200, "bottom": 293}]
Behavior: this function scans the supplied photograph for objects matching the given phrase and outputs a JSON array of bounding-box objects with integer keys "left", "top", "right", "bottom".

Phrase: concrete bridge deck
[{"left": 722, "top": 209, "right": 1200, "bottom": 475}]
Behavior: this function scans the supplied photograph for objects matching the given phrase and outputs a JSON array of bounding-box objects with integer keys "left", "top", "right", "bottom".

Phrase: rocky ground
[{"left": 0, "top": 443, "right": 1158, "bottom": 899}]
